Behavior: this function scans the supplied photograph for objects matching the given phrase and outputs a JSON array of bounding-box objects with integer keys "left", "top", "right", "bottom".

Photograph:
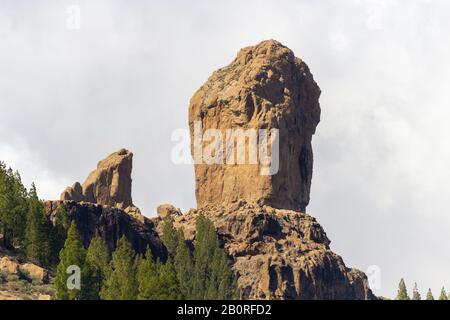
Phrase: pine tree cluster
[
  {"left": 1, "top": 162, "right": 67, "bottom": 267},
  {"left": 396, "top": 279, "right": 449, "bottom": 301},
  {"left": 54, "top": 216, "right": 238, "bottom": 300}
]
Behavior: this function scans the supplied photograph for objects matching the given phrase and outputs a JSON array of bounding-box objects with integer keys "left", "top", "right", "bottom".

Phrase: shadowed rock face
[
  {"left": 44, "top": 200, "right": 167, "bottom": 259},
  {"left": 189, "top": 39, "right": 321, "bottom": 212},
  {"left": 60, "top": 149, "right": 133, "bottom": 210}
]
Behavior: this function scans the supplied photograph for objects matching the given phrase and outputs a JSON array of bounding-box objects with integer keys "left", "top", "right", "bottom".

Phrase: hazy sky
[{"left": 1, "top": 0, "right": 450, "bottom": 298}]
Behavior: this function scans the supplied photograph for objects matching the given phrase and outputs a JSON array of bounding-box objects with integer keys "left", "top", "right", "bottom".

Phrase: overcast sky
[{"left": 1, "top": 0, "right": 450, "bottom": 298}]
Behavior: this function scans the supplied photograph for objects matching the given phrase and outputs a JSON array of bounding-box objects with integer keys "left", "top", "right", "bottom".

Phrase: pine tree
[
  {"left": 192, "top": 215, "right": 217, "bottom": 299},
  {"left": 426, "top": 288, "right": 434, "bottom": 300},
  {"left": 101, "top": 236, "right": 138, "bottom": 300},
  {"left": 174, "top": 228, "right": 194, "bottom": 299},
  {"left": 412, "top": 283, "right": 421, "bottom": 300},
  {"left": 82, "top": 234, "right": 110, "bottom": 300},
  {"left": 439, "top": 287, "right": 448, "bottom": 300},
  {"left": 206, "top": 247, "right": 236, "bottom": 299},
  {"left": 191, "top": 215, "right": 236, "bottom": 300},
  {"left": 137, "top": 247, "right": 160, "bottom": 300},
  {"left": 161, "top": 217, "right": 179, "bottom": 258},
  {"left": 396, "top": 278, "right": 410, "bottom": 300},
  {"left": 157, "top": 259, "right": 182, "bottom": 299},
  {"left": 0, "top": 163, "right": 28, "bottom": 248},
  {"left": 136, "top": 246, "right": 182, "bottom": 300},
  {"left": 25, "top": 183, "right": 52, "bottom": 266},
  {"left": 55, "top": 221, "right": 86, "bottom": 300},
  {"left": 51, "top": 206, "right": 70, "bottom": 264}
]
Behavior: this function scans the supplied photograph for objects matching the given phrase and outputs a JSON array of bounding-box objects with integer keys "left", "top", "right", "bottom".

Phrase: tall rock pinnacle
[
  {"left": 60, "top": 148, "right": 134, "bottom": 209},
  {"left": 189, "top": 39, "right": 321, "bottom": 211}
]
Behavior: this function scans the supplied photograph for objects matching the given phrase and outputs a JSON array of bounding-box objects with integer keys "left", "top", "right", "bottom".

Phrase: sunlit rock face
[
  {"left": 189, "top": 40, "right": 321, "bottom": 212},
  {"left": 60, "top": 148, "right": 133, "bottom": 210}
]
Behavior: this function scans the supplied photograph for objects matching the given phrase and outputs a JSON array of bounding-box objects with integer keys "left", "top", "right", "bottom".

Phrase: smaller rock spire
[{"left": 60, "top": 148, "right": 133, "bottom": 209}]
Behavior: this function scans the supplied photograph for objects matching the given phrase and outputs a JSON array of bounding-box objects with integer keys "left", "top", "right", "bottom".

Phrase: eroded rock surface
[
  {"left": 155, "top": 203, "right": 374, "bottom": 300},
  {"left": 61, "top": 149, "right": 133, "bottom": 210},
  {"left": 157, "top": 204, "right": 182, "bottom": 219},
  {"left": 166, "top": 40, "right": 374, "bottom": 300},
  {"left": 0, "top": 255, "right": 49, "bottom": 284},
  {"left": 19, "top": 263, "right": 49, "bottom": 283},
  {"left": 189, "top": 40, "right": 321, "bottom": 211}
]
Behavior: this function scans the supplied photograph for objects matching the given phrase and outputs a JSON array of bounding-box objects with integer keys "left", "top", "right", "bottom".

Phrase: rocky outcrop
[
  {"left": 19, "top": 263, "right": 49, "bottom": 283},
  {"left": 189, "top": 39, "right": 321, "bottom": 212},
  {"left": 61, "top": 149, "right": 134, "bottom": 210},
  {"left": 170, "top": 40, "right": 374, "bottom": 300},
  {"left": 0, "top": 256, "right": 49, "bottom": 284},
  {"left": 44, "top": 200, "right": 167, "bottom": 259},
  {"left": 155, "top": 203, "right": 374, "bottom": 300},
  {"left": 56, "top": 148, "right": 167, "bottom": 260},
  {"left": 0, "top": 257, "right": 19, "bottom": 275}
]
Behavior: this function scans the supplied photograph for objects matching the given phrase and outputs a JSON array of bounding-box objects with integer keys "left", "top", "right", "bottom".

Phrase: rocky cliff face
[
  {"left": 155, "top": 203, "right": 373, "bottom": 300},
  {"left": 189, "top": 40, "right": 320, "bottom": 211},
  {"left": 44, "top": 200, "right": 166, "bottom": 258},
  {"left": 61, "top": 149, "right": 134, "bottom": 210}
]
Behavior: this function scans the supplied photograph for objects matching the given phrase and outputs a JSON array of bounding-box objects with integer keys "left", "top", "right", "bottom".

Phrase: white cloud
[
  {"left": 0, "top": 139, "right": 70, "bottom": 200},
  {"left": 1, "top": 0, "right": 450, "bottom": 298}
]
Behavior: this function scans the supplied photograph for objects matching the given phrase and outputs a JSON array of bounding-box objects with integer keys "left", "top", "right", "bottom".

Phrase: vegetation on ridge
[{"left": 396, "top": 279, "right": 449, "bottom": 301}]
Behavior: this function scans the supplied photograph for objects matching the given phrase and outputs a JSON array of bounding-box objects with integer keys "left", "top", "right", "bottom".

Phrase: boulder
[
  {"left": 19, "top": 263, "right": 49, "bottom": 283},
  {"left": 0, "top": 257, "right": 19, "bottom": 275},
  {"left": 61, "top": 182, "right": 84, "bottom": 202},
  {"left": 157, "top": 204, "right": 182, "bottom": 219},
  {"left": 0, "top": 257, "right": 49, "bottom": 284}
]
